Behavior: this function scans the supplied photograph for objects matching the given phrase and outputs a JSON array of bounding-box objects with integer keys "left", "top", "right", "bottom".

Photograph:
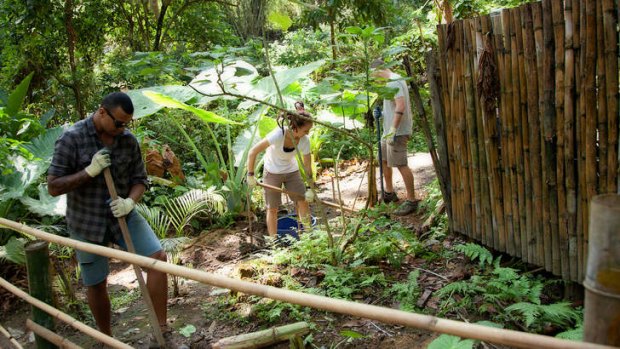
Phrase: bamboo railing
[
  {"left": 1, "top": 218, "right": 618, "bottom": 349},
  {"left": 434, "top": 0, "right": 619, "bottom": 283}
]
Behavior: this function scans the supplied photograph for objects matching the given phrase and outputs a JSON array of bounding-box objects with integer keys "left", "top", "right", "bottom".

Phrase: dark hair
[
  {"left": 101, "top": 92, "right": 134, "bottom": 115},
  {"left": 294, "top": 100, "right": 305, "bottom": 111},
  {"left": 277, "top": 109, "right": 312, "bottom": 133}
]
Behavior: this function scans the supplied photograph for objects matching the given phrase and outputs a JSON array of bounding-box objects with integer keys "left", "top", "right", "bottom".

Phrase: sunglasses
[{"left": 104, "top": 107, "right": 131, "bottom": 129}]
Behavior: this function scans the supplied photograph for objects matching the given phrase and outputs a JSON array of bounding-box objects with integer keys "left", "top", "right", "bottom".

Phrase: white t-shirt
[
  {"left": 264, "top": 127, "right": 311, "bottom": 174},
  {"left": 383, "top": 72, "right": 413, "bottom": 137}
]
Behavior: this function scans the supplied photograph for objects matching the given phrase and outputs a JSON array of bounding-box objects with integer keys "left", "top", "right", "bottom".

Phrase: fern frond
[
  {"left": 454, "top": 243, "right": 493, "bottom": 267},
  {"left": 164, "top": 188, "right": 226, "bottom": 236},
  {"left": 555, "top": 325, "right": 583, "bottom": 340},
  {"left": 505, "top": 302, "right": 539, "bottom": 328},
  {"left": 539, "top": 302, "right": 580, "bottom": 327}
]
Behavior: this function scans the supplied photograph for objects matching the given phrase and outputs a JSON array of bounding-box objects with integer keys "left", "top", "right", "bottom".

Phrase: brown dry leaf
[
  {"left": 145, "top": 148, "right": 165, "bottom": 177},
  {"left": 162, "top": 144, "right": 185, "bottom": 183}
]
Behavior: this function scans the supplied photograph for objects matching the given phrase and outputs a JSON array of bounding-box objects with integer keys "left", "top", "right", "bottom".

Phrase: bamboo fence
[{"left": 434, "top": 0, "right": 619, "bottom": 283}]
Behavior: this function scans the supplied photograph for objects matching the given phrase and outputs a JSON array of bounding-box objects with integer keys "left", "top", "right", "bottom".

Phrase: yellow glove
[
  {"left": 110, "top": 197, "right": 135, "bottom": 218},
  {"left": 85, "top": 149, "right": 111, "bottom": 177},
  {"left": 304, "top": 189, "right": 315, "bottom": 203},
  {"left": 247, "top": 174, "right": 257, "bottom": 189},
  {"left": 387, "top": 126, "right": 397, "bottom": 146}
]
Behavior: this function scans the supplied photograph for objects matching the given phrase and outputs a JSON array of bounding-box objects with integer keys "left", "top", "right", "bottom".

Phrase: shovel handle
[{"left": 256, "top": 181, "right": 357, "bottom": 213}]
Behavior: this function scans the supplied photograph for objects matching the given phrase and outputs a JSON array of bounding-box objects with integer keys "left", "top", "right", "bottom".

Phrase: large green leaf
[
  {"left": 142, "top": 91, "right": 240, "bottom": 125},
  {"left": 232, "top": 106, "right": 275, "bottom": 167},
  {"left": 328, "top": 89, "right": 377, "bottom": 120},
  {"left": 5, "top": 72, "right": 34, "bottom": 116},
  {"left": 20, "top": 183, "right": 66, "bottom": 217},
  {"left": 268, "top": 12, "right": 292, "bottom": 31},
  {"left": 0, "top": 237, "right": 27, "bottom": 265},
  {"left": 22, "top": 126, "right": 64, "bottom": 161},
  {"left": 127, "top": 86, "right": 203, "bottom": 119},
  {"left": 189, "top": 60, "right": 259, "bottom": 97}
]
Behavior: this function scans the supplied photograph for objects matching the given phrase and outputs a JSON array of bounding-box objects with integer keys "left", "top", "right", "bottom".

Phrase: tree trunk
[
  {"left": 64, "top": 0, "right": 84, "bottom": 119},
  {"left": 153, "top": 0, "right": 170, "bottom": 51}
]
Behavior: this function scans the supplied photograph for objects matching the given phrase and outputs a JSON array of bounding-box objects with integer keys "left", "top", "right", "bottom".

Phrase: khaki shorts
[
  {"left": 381, "top": 135, "right": 410, "bottom": 167},
  {"left": 263, "top": 170, "right": 306, "bottom": 208}
]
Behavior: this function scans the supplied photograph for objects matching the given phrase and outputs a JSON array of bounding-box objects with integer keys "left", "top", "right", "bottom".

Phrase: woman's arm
[
  {"left": 303, "top": 153, "right": 313, "bottom": 184},
  {"left": 247, "top": 138, "right": 271, "bottom": 174}
]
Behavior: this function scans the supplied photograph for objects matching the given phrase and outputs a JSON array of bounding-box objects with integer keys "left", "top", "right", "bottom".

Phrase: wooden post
[
  {"left": 583, "top": 194, "right": 620, "bottom": 345},
  {"left": 25, "top": 240, "right": 56, "bottom": 349}
]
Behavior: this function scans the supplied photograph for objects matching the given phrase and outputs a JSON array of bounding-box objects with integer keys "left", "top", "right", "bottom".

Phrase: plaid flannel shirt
[{"left": 48, "top": 115, "right": 148, "bottom": 243}]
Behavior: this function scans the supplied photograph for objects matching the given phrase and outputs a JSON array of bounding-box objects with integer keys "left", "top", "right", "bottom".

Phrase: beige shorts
[
  {"left": 381, "top": 135, "right": 410, "bottom": 167},
  {"left": 263, "top": 170, "right": 306, "bottom": 208}
]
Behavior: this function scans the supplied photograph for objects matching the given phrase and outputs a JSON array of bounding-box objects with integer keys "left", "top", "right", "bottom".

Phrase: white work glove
[
  {"left": 110, "top": 197, "right": 135, "bottom": 218},
  {"left": 304, "top": 188, "right": 315, "bottom": 203},
  {"left": 386, "top": 126, "right": 397, "bottom": 146},
  {"left": 85, "top": 149, "right": 111, "bottom": 177},
  {"left": 247, "top": 174, "right": 257, "bottom": 189}
]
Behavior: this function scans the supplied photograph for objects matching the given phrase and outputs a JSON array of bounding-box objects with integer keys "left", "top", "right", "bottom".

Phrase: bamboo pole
[
  {"left": 426, "top": 49, "right": 453, "bottom": 227},
  {"left": 552, "top": 0, "right": 569, "bottom": 280},
  {"left": 26, "top": 319, "right": 82, "bottom": 349},
  {"left": 510, "top": 8, "right": 525, "bottom": 260},
  {"left": 596, "top": 0, "right": 608, "bottom": 194},
  {"left": 473, "top": 16, "right": 494, "bottom": 247},
  {"left": 502, "top": 9, "right": 519, "bottom": 256},
  {"left": 542, "top": 0, "right": 560, "bottom": 275},
  {"left": 0, "top": 323, "right": 23, "bottom": 349},
  {"left": 523, "top": 4, "right": 543, "bottom": 266},
  {"left": 583, "top": 194, "right": 620, "bottom": 345},
  {"left": 102, "top": 169, "right": 165, "bottom": 348},
  {"left": 577, "top": 0, "right": 587, "bottom": 283},
  {"left": 480, "top": 15, "right": 505, "bottom": 252},
  {"left": 212, "top": 322, "right": 309, "bottom": 349},
  {"left": 602, "top": 0, "right": 619, "bottom": 193},
  {"left": 0, "top": 277, "right": 131, "bottom": 349},
  {"left": 515, "top": 6, "right": 532, "bottom": 263},
  {"left": 583, "top": 0, "right": 598, "bottom": 282},
  {"left": 25, "top": 240, "right": 55, "bottom": 349},
  {"left": 533, "top": 1, "right": 551, "bottom": 271},
  {"left": 491, "top": 13, "right": 510, "bottom": 253},
  {"left": 463, "top": 19, "right": 482, "bottom": 242},
  {"left": 0, "top": 219, "right": 617, "bottom": 349},
  {"left": 256, "top": 182, "right": 357, "bottom": 213},
  {"left": 563, "top": 0, "right": 579, "bottom": 282},
  {"left": 454, "top": 21, "right": 473, "bottom": 235}
]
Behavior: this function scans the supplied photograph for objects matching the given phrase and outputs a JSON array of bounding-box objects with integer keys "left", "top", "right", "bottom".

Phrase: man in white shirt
[{"left": 372, "top": 59, "right": 418, "bottom": 216}]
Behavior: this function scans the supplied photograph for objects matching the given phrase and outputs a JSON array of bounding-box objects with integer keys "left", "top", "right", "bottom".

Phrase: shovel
[
  {"left": 257, "top": 181, "right": 357, "bottom": 213},
  {"left": 103, "top": 168, "right": 166, "bottom": 348}
]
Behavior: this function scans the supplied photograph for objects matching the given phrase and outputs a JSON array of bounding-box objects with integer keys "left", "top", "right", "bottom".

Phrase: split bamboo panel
[{"left": 434, "top": 0, "right": 618, "bottom": 283}]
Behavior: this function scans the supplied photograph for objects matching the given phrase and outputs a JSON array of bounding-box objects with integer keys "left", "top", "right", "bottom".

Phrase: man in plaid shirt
[{"left": 48, "top": 92, "right": 169, "bottom": 342}]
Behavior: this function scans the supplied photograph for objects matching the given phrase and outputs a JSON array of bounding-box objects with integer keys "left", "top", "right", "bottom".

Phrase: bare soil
[{"left": 1, "top": 153, "right": 447, "bottom": 348}]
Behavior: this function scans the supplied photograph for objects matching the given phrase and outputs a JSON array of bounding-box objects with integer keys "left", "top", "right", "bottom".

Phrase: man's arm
[
  {"left": 127, "top": 183, "right": 146, "bottom": 203},
  {"left": 47, "top": 173, "right": 92, "bottom": 197},
  {"left": 392, "top": 96, "right": 406, "bottom": 129}
]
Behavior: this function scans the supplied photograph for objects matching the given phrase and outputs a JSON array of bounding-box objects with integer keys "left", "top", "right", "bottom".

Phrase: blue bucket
[{"left": 276, "top": 215, "right": 316, "bottom": 240}]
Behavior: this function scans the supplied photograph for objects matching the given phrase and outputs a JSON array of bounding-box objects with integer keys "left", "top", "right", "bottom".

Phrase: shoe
[
  {"left": 393, "top": 200, "right": 418, "bottom": 216},
  {"left": 382, "top": 191, "right": 399, "bottom": 203}
]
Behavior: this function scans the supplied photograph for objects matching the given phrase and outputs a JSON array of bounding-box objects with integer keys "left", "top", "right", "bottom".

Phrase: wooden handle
[
  {"left": 257, "top": 182, "right": 357, "bottom": 213},
  {"left": 102, "top": 168, "right": 166, "bottom": 348}
]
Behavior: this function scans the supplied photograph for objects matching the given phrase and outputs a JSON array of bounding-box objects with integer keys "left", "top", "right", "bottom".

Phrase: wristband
[
  {"left": 395, "top": 111, "right": 404, "bottom": 115},
  {"left": 248, "top": 172, "right": 254, "bottom": 176}
]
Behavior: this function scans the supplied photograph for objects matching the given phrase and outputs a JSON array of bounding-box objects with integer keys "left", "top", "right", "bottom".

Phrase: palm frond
[
  {"left": 164, "top": 188, "right": 225, "bottom": 236},
  {"left": 136, "top": 204, "right": 171, "bottom": 239}
]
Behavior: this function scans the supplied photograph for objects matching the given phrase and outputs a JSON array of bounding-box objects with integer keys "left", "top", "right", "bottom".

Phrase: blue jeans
[{"left": 70, "top": 210, "right": 162, "bottom": 286}]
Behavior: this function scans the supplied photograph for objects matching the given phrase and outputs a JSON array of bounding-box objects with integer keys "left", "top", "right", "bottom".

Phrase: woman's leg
[
  {"left": 266, "top": 207, "right": 278, "bottom": 237},
  {"left": 296, "top": 200, "right": 310, "bottom": 228}
]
